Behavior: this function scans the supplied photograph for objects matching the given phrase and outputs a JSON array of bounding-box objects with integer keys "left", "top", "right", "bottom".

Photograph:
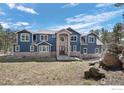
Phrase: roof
[
  {"left": 34, "top": 30, "right": 56, "bottom": 34},
  {"left": 66, "top": 27, "right": 81, "bottom": 35},
  {"left": 35, "top": 41, "right": 52, "bottom": 46},
  {"left": 16, "top": 29, "right": 32, "bottom": 34}
]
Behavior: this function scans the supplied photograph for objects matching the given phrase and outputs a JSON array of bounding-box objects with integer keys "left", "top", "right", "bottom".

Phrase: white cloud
[
  {"left": 15, "top": 22, "right": 29, "bottom": 26},
  {"left": 48, "top": 22, "right": 97, "bottom": 31},
  {"left": 66, "top": 9, "right": 124, "bottom": 24},
  {"left": 96, "top": 3, "right": 113, "bottom": 8},
  {"left": 6, "top": 3, "right": 16, "bottom": 9},
  {"left": 6, "top": 3, "right": 38, "bottom": 15},
  {"left": 0, "top": 21, "right": 30, "bottom": 29},
  {"left": 0, "top": 22, "right": 10, "bottom": 28},
  {"left": 49, "top": 9, "right": 124, "bottom": 33},
  {"left": 62, "top": 3, "right": 79, "bottom": 8}
]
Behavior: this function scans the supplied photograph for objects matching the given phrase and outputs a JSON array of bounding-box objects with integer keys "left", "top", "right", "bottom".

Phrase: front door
[{"left": 59, "top": 46, "right": 65, "bottom": 55}]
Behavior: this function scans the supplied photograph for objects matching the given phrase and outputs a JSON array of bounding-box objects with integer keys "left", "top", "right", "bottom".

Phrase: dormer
[{"left": 16, "top": 29, "right": 33, "bottom": 43}]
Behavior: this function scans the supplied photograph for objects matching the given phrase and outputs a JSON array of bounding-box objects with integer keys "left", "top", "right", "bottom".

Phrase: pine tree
[{"left": 113, "top": 23, "right": 123, "bottom": 44}]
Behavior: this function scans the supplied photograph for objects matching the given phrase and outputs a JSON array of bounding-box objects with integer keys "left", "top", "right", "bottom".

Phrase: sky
[{"left": 0, "top": 3, "right": 124, "bottom": 33}]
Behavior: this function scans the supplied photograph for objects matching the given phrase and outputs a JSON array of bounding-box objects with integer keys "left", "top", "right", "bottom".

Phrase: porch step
[{"left": 57, "top": 56, "right": 81, "bottom": 61}]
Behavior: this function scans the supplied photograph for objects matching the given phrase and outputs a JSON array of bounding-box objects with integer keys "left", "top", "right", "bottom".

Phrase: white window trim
[
  {"left": 72, "top": 45, "right": 77, "bottom": 52},
  {"left": 95, "top": 48, "right": 99, "bottom": 54},
  {"left": 15, "top": 45, "right": 20, "bottom": 52},
  {"left": 30, "top": 45, "right": 34, "bottom": 52},
  {"left": 40, "top": 35, "right": 48, "bottom": 41},
  {"left": 88, "top": 35, "right": 95, "bottom": 43},
  {"left": 82, "top": 36, "right": 88, "bottom": 45},
  {"left": 83, "top": 48, "right": 87, "bottom": 54},
  {"left": 70, "top": 35, "right": 78, "bottom": 42},
  {"left": 20, "top": 33, "right": 30, "bottom": 42},
  {"left": 39, "top": 45, "right": 50, "bottom": 52}
]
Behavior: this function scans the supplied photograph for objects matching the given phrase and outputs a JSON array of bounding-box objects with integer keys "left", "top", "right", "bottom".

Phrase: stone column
[
  {"left": 56, "top": 33, "right": 59, "bottom": 57},
  {"left": 68, "top": 34, "right": 70, "bottom": 56}
]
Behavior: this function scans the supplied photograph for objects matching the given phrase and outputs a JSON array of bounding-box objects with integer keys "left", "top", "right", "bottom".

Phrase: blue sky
[{"left": 0, "top": 3, "right": 123, "bottom": 33}]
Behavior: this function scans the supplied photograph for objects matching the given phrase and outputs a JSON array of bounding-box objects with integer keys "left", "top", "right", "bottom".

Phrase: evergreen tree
[{"left": 113, "top": 23, "right": 123, "bottom": 44}]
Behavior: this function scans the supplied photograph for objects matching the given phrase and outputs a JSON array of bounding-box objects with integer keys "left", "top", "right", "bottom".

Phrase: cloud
[
  {"left": 0, "top": 22, "right": 10, "bottom": 28},
  {"left": 62, "top": 3, "right": 79, "bottom": 8},
  {"left": 0, "top": 10, "right": 5, "bottom": 15},
  {"left": 0, "top": 21, "right": 30, "bottom": 29},
  {"left": 65, "top": 9, "right": 124, "bottom": 24},
  {"left": 6, "top": 3, "right": 38, "bottom": 15},
  {"left": 49, "top": 9, "right": 124, "bottom": 33},
  {"left": 48, "top": 22, "right": 97, "bottom": 31},
  {"left": 14, "top": 22, "right": 29, "bottom": 26},
  {"left": 96, "top": 3, "right": 113, "bottom": 8}
]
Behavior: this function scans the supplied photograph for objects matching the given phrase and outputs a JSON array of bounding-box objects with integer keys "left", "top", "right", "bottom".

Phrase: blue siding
[
  {"left": 14, "top": 29, "right": 103, "bottom": 54},
  {"left": 68, "top": 29, "right": 81, "bottom": 51},
  {"left": 34, "top": 34, "right": 56, "bottom": 52},
  {"left": 17, "top": 32, "right": 33, "bottom": 52},
  {"left": 81, "top": 34, "right": 102, "bottom": 54}
]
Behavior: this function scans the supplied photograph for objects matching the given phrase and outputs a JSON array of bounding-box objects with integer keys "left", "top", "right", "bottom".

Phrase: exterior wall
[
  {"left": 81, "top": 45, "right": 102, "bottom": 54},
  {"left": 70, "top": 51, "right": 81, "bottom": 57},
  {"left": 14, "top": 52, "right": 53, "bottom": 57},
  {"left": 80, "top": 34, "right": 102, "bottom": 54},
  {"left": 34, "top": 34, "right": 56, "bottom": 51},
  {"left": 15, "top": 32, "right": 33, "bottom": 52},
  {"left": 67, "top": 29, "right": 81, "bottom": 52},
  {"left": 13, "top": 29, "right": 103, "bottom": 58}
]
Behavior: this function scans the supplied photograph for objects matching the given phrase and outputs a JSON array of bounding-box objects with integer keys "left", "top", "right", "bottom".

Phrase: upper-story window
[
  {"left": 88, "top": 35, "right": 95, "bottom": 43},
  {"left": 71, "top": 35, "right": 77, "bottom": 42},
  {"left": 20, "top": 33, "right": 30, "bottom": 42},
  {"left": 40, "top": 35, "right": 48, "bottom": 41},
  {"left": 82, "top": 37, "right": 87, "bottom": 44}
]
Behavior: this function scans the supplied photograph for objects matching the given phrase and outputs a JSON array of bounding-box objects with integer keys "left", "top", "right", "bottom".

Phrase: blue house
[{"left": 13, "top": 27, "right": 103, "bottom": 58}]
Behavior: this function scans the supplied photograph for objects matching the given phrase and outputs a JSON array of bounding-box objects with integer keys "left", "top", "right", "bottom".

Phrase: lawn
[{"left": 0, "top": 61, "right": 124, "bottom": 85}]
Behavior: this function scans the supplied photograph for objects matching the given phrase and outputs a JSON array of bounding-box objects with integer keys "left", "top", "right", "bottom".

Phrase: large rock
[
  {"left": 100, "top": 43, "right": 124, "bottom": 69},
  {"left": 84, "top": 67, "right": 105, "bottom": 80}
]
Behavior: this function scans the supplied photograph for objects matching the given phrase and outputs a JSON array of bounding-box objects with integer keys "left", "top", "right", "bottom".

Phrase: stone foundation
[
  {"left": 14, "top": 52, "right": 55, "bottom": 57},
  {"left": 81, "top": 54, "right": 101, "bottom": 59},
  {"left": 70, "top": 51, "right": 81, "bottom": 57}
]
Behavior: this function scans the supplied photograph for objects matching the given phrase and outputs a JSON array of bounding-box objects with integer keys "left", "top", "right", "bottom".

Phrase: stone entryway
[{"left": 56, "top": 29, "right": 71, "bottom": 57}]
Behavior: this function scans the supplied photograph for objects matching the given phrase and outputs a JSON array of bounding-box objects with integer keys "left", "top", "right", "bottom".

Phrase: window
[
  {"left": 52, "top": 34, "right": 55, "bottom": 38},
  {"left": 88, "top": 35, "right": 95, "bottom": 43},
  {"left": 30, "top": 46, "right": 34, "bottom": 52},
  {"left": 20, "top": 33, "right": 30, "bottom": 42},
  {"left": 95, "top": 48, "right": 99, "bottom": 54},
  {"left": 39, "top": 45, "right": 49, "bottom": 52},
  {"left": 72, "top": 45, "right": 77, "bottom": 51},
  {"left": 82, "top": 37, "right": 87, "bottom": 44},
  {"left": 40, "top": 35, "right": 48, "bottom": 41},
  {"left": 83, "top": 48, "right": 87, "bottom": 54},
  {"left": 15, "top": 45, "right": 20, "bottom": 52},
  {"left": 71, "top": 35, "right": 77, "bottom": 42}
]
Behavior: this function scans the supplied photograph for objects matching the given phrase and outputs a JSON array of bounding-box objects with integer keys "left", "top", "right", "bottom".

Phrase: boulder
[
  {"left": 84, "top": 67, "right": 105, "bottom": 80},
  {"left": 100, "top": 43, "right": 124, "bottom": 69}
]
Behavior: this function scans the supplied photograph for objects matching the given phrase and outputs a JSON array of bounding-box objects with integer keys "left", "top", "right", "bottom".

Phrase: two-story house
[{"left": 13, "top": 27, "right": 103, "bottom": 59}]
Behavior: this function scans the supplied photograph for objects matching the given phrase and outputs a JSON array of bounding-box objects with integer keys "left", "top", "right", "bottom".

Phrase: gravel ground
[{"left": 0, "top": 61, "right": 124, "bottom": 85}]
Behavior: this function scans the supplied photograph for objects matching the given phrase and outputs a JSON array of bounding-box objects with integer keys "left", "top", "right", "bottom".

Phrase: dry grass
[{"left": 0, "top": 61, "right": 124, "bottom": 85}]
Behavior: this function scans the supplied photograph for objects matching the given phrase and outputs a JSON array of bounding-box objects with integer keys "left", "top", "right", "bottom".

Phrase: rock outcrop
[
  {"left": 99, "top": 43, "right": 124, "bottom": 70},
  {"left": 84, "top": 67, "right": 105, "bottom": 80}
]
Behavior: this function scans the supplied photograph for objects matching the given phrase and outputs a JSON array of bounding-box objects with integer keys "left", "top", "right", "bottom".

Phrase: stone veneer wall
[
  {"left": 14, "top": 52, "right": 56, "bottom": 57},
  {"left": 70, "top": 51, "right": 81, "bottom": 57}
]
